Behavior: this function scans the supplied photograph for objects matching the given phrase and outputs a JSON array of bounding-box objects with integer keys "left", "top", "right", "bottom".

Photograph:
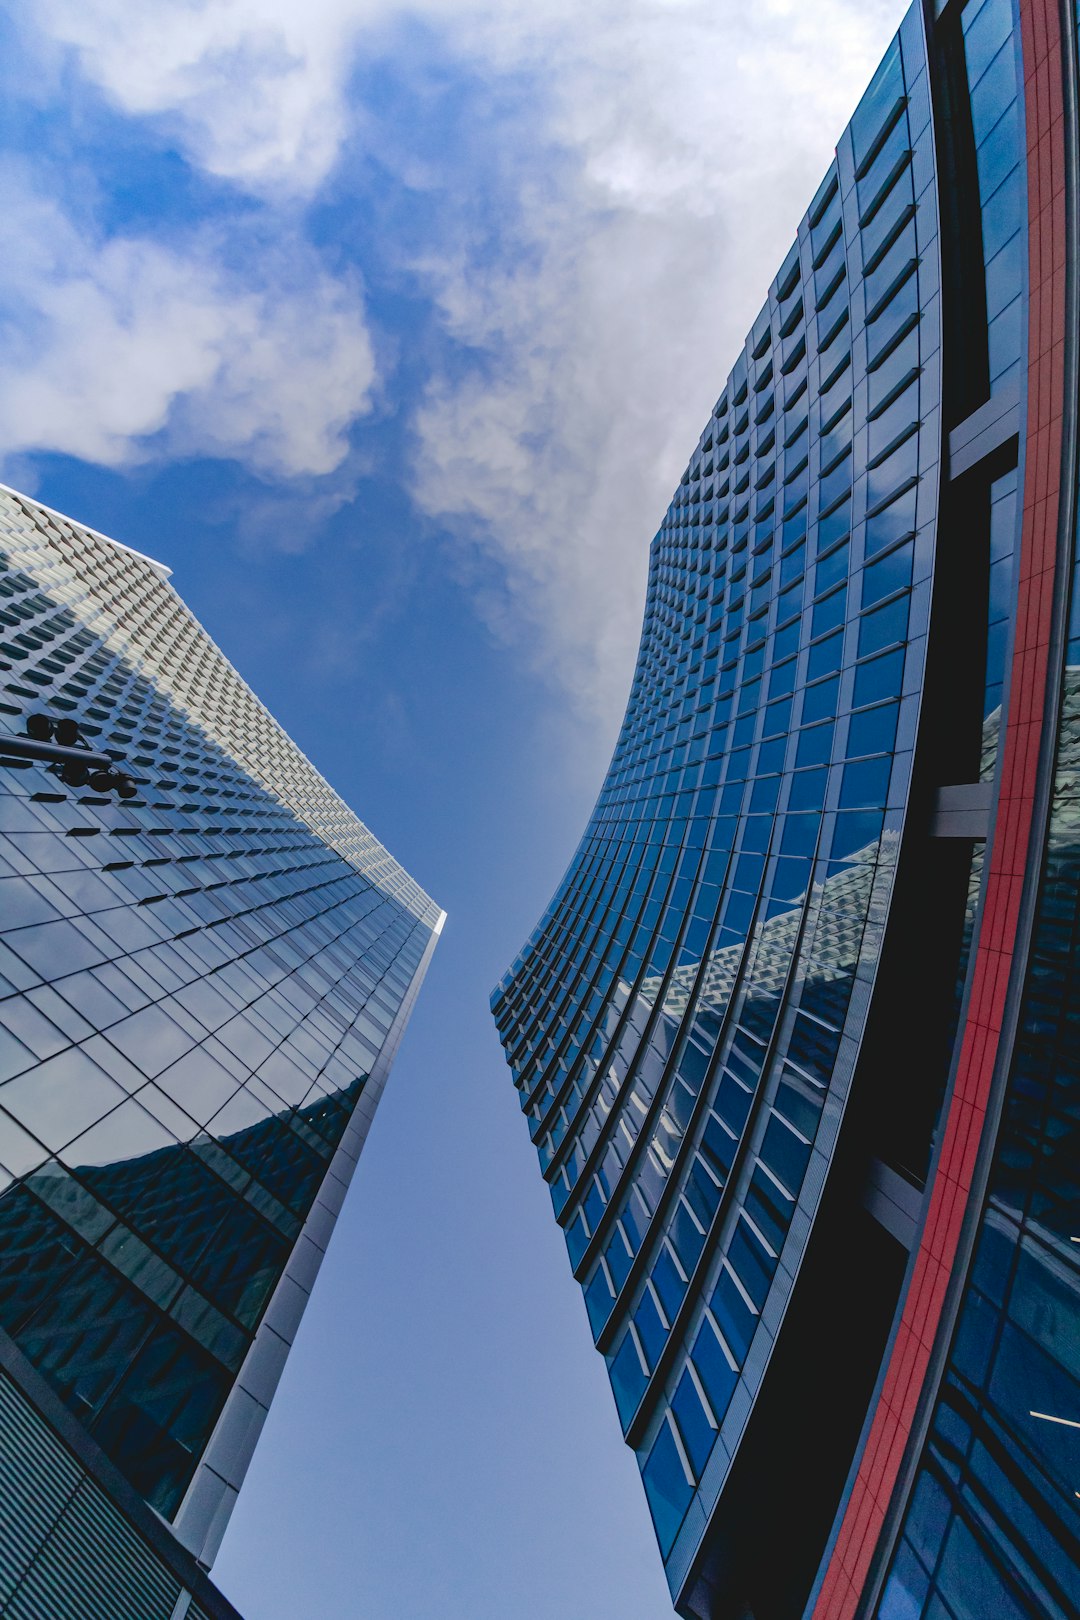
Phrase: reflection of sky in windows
[
  {"left": 963, "top": 0, "right": 1026, "bottom": 395},
  {"left": 0, "top": 490, "right": 438, "bottom": 1519},
  {"left": 879, "top": 666, "right": 1080, "bottom": 1620},
  {"left": 493, "top": 10, "right": 947, "bottom": 1571}
]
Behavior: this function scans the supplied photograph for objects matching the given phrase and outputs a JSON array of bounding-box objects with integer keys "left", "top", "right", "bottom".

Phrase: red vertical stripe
[{"left": 811, "top": 2, "right": 1068, "bottom": 1614}]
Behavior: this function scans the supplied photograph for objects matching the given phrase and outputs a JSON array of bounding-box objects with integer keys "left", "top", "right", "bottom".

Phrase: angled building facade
[
  {"left": 0, "top": 487, "right": 442, "bottom": 1616},
  {"left": 492, "top": 1, "right": 1080, "bottom": 1615}
]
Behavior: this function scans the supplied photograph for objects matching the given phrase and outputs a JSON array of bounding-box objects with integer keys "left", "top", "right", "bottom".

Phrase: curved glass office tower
[
  {"left": 0, "top": 488, "right": 442, "bottom": 1616},
  {"left": 492, "top": 1, "right": 1080, "bottom": 1615}
]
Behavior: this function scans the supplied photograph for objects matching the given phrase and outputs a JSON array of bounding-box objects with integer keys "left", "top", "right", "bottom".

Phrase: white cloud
[
  {"left": 411, "top": 207, "right": 715, "bottom": 727},
  {"left": 31, "top": 0, "right": 368, "bottom": 196},
  {"left": 0, "top": 176, "right": 376, "bottom": 479},
  {"left": 408, "top": 0, "right": 907, "bottom": 723},
  {"left": 23, "top": 0, "right": 908, "bottom": 723}
]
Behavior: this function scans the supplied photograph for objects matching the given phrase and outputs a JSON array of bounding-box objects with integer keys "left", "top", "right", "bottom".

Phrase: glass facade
[
  {"left": 494, "top": 0, "right": 1080, "bottom": 1616},
  {"left": 879, "top": 669, "right": 1080, "bottom": 1616},
  {"left": 0, "top": 1353, "right": 240, "bottom": 1619},
  {"left": 874, "top": 5, "right": 1080, "bottom": 1612},
  {"left": 0, "top": 485, "right": 442, "bottom": 1589}
]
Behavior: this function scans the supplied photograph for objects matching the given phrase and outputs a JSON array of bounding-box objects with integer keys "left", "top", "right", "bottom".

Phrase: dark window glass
[
  {"left": 867, "top": 431, "right": 920, "bottom": 515},
  {"left": 702, "top": 1112, "right": 737, "bottom": 1180},
  {"left": 840, "top": 756, "right": 892, "bottom": 808},
  {"left": 818, "top": 497, "right": 852, "bottom": 552},
  {"left": 634, "top": 1287, "right": 668, "bottom": 1368},
  {"left": 781, "top": 814, "right": 819, "bottom": 857},
  {"left": 789, "top": 768, "right": 829, "bottom": 812},
  {"left": 815, "top": 542, "right": 849, "bottom": 596},
  {"left": 935, "top": 1516, "right": 1029, "bottom": 1620},
  {"left": 866, "top": 274, "right": 920, "bottom": 370},
  {"left": 847, "top": 701, "right": 899, "bottom": 758},
  {"left": 609, "top": 1332, "right": 647, "bottom": 1427},
  {"left": 812, "top": 587, "right": 847, "bottom": 638},
  {"left": 710, "top": 1265, "right": 757, "bottom": 1362},
  {"left": 853, "top": 648, "right": 906, "bottom": 707},
  {"left": 760, "top": 1114, "right": 811, "bottom": 1192},
  {"left": 830, "top": 810, "right": 883, "bottom": 863},
  {"left": 780, "top": 542, "right": 806, "bottom": 587},
  {"left": 796, "top": 722, "right": 835, "bottom": 769},
  {"left": 669, "top": 1200, "right": 706, "bottom": 1275},
  {"left": 868, "top": 380, "right": 919, "bottom": 464},
  {"left": 565, "top": 1212, "right": 588, "bottom": 1268},
  {"left": 868, "top": 324, "right": 921, "bottom": 417},
  {"left": 726, "top": 1218, "right": 774, "bottom": 1309},
  {"left": 641, "top": 1419, "right": 693, "bottom": 1557},
  {"left": 803, "top": 676, "right": 840, "bottom": 723},
  {"left": 599, "top": 1231, "right": 634, "bottom": 1296},
  {"left": 764, "top": 696, "right": 793, "bottom": 737},
  {"left": 865, "top": 482, "right": 918, "bottom": 557},
  {"left": 92, "top": 1321, "right": 232, "bottom": 1516},
  {"left": 776, "top": 1075, "right": 823, "bottom": 1140},
  {"left": 769, "top": 657, "right": 797, "bottom": 698},
  {"left": 672, "top": 1365, "right": 716, "bottom": 1477},
  {"left": 858, "top": 593, "right": 909, "bottom": 658},
  {"left": 652, "top": 1245, "right": 687, "bottom": 1324},
  {"left": 878, "top": 1541, "right": 931, "bottom": 1620},
  {"left": 679, "top": 1140, "right": 723, "bottom": 1232},
  {"left": 985, "top": 230, "right": 1024, "bottom": 322},
  {"left": 863, "top": 541, "right": 914, "bottom": 608},
  {"left": 585, "top": 1265, "right": 615, "bottom": 1334},
  {"left": 808, "top": 631, "right": 843, "bottom": 681},
  {"left": 691, "top": 1316, "right": 738, "bottom": 1426},
  {"left": 745, "top": 1167, "right": 789, "bottom": 1252}
]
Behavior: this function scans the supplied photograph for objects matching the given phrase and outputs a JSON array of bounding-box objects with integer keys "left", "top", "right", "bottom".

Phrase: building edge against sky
[
  {"left": 0, "top": 485, "right": 442, "bottom": 1617},
  {"left": 493, "top": 0, "right": 1080, "bottom": 1616}
]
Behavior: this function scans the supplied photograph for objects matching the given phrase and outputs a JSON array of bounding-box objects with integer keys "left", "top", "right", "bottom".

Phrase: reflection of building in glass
[
  {"left": 492, "top": 2, "right": 1080, "bottom": 1616},
  {"left": 0, "top": 487, "right": 442, "bottom": 1616},
  {"left": 646, "top": 834, "right": 887, "bottom": 1027}
]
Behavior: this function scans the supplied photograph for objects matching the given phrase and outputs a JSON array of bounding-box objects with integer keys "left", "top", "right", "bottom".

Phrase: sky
[{"left": 0, "top": 2, "right": 905, "bottom": 1616}]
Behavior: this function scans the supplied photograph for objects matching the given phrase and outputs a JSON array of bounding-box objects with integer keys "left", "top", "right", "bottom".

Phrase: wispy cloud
[
  {"left": 408, "top": 0, "right": 905, "bottom": 721},
  {"left": 18, "top": 0, "right": 905, "bottom": 723},
  {"left": 32, "top": 0, "right": 375, "bottom": 196},
  {"left": 0, "top": 172, "right": 376, "bottom": 478}
]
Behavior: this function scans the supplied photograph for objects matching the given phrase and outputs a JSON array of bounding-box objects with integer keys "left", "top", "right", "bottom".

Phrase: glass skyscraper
[
  {"left": 493, "top": 1, "right": 1080, "bottom": 1616},
  {"left": 0, "top": 486, "right": 442, "bottom": 1616}
]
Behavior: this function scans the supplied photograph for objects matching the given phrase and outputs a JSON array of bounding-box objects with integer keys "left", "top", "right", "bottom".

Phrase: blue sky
[{"left": 0, "top": 2, "right": 904, "bottom": 1614}]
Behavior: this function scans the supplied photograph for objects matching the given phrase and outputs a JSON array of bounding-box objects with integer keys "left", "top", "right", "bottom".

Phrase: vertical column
[{"left": 810, "top": 2, "right": 1069, "bottom": 1616}]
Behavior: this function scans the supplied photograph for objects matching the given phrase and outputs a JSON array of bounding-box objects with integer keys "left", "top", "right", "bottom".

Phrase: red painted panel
[{"left": 810, "top": 2, "right": 1069, "bottom": 1614}]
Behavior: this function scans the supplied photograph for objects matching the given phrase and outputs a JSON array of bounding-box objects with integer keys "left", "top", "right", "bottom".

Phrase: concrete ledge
[
  {"left": 948, "top": 379, "right": 1020, "bottom": 478},
  {"left": 930, "top": 780, "right": 992, "bottom": 838}
]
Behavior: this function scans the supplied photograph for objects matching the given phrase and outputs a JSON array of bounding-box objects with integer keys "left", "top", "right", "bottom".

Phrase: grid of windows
[
  {"left": 876, "top": 2, "right": 1079, "bottom": 1592},
  {"left": 877, "top": 700, "right": 1080, "bottom": 1620},
  {"left": 492, "top": 8, "right": 943, "bottom": 1582},
  {"left": 0, "top": 489, "right": 440, "bottom": 1525},
  {"left": 963, "top": 0, "right": 1026, "bottom": 395}
]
